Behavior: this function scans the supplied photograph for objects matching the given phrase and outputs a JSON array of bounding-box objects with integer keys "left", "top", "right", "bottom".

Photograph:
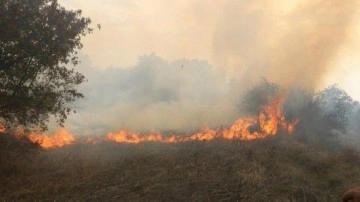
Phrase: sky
[{"left": 55, "top": 0, "right": 360, "bottom": 135}]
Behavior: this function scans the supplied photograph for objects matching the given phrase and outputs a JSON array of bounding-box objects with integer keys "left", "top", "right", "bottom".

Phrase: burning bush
[{"left": 241, "top": 79, "right": 357, "bottom": 147}]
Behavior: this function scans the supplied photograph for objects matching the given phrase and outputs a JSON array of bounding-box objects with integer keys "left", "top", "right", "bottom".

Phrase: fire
[
  {"left": 16, "top": 95, "right": 299, "bottom": 149},
  {"left": 105, "top": 95, "right": 299, "bottom": 144},
  {"left": 105, "top": 130, "right": 163, "bottom": 143},
  {"left": 28, "top": 128, "right": 76, "bottom": 149},
  {"left": 0, "top": 125, "right": 5, "bottom": 133},
  {"left": 223, "top": 95, "right": 299, "bottom": 140}
]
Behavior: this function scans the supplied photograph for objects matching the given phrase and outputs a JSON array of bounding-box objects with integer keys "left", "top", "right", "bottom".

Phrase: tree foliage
[
  {"left": 241, "top": 80, "right": 357, "bottom": 144},
  {"left": 314, "top": 84, "right": 355, "bottom": 134},
  {"left": 0, "top": 0, "right": 94, "bottom": 131},
  {"left": 288, "top": 85, "right": 355, "bottom": 144}
]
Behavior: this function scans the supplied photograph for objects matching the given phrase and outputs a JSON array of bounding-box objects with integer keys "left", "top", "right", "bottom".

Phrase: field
[{"left": 1, "top": 135, "right": 360, "bottom": 202}]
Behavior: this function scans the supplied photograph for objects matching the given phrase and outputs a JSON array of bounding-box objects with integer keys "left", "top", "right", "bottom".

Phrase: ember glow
[{"left": 23, "top": 95, "right": 298, "bottom": 149}]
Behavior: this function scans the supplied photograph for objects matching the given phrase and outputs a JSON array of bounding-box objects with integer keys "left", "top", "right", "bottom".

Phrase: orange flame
[
  {"left": 105, "top": 95, "right": 299, "bottom": 144},
  {"left": 0, "top": 124, "right": 5, "bottom": 133},
  {"left": 105, "top": 130, "right": 164, "bottom": 143},
  {"left": 24, "top": 95, "right": 299, "bottom": 148},
  {"left": 28, "top": 128, "right": 76, "bottom": 149}
]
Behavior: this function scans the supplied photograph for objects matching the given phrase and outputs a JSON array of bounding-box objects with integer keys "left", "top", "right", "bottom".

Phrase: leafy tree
[
  {"left": 314, "top": 84, "right": 355, "bottom": 134},
  {"left": 0, "top": 0, "right": 94, "bottom": 131},
  {"left": 284, "top": 85, "right": 356, "bottom": 144}
]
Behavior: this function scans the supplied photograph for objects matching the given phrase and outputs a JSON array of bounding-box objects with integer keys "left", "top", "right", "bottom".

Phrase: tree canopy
[
  {"left": 241, "top": 80, "right": 357, "bottom": 145},
  {"left": 0, "top": 0, "right": 93, "bottom": 131},
  {"left": 314, "top": 84, "right": 355, "bottom": 134}
]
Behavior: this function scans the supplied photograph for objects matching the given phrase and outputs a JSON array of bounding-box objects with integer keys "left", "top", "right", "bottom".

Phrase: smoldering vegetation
[
  {"left": 241, "top": 79, "right": 360, "bottom": 148},
  {"left": 2, "top": 80, "right": 360, "bottom": 201}
]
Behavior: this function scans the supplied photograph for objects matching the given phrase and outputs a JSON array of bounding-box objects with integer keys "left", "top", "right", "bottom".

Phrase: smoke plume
[
  {"left": 67, "top": 54, "right": 241, "bottom": 135},
  {"left": 57, "top": 0, "right": 359, "bottom": 135},
  {"left": 212, "top": 0, "right": 358, "bottom": 88}
]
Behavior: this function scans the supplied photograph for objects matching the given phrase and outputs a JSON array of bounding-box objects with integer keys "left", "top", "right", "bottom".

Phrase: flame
[
  {"left": 28, "top": 128, "right": 76, "bottom": 149},
  {"left": 20, "top": 94, "right": 299, "bottom": 148},
  {"left": 0, "top": 125, "right": 5, "bottom": 133},
  {"left": 105, "top": 130, "right": 164, "bottom": 143},
  {"left": 105, "top": 95, "right": 299, "bottom": 144}
]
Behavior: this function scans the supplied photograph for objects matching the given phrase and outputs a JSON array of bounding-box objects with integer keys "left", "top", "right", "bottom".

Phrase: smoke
[
  {"left": 212, "top": 0, "right": 359, "bottom": 89},
  {"left": 349, "top": 105, "right": 360, "bottom": 136},
  {"left": 66, "top": 54, "right": 241, "bottom": 135},
  {"left": 55, "top": 0, "right": 359, "bottom": 136}
]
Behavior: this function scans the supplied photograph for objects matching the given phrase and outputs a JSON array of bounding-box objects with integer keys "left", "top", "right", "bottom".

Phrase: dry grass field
[{"left": 1, "top": 135, "right": 360, "bottom": 202}]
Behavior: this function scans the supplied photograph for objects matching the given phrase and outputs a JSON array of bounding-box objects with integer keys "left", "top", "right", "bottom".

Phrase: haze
[{"left": 55, "top": 0, "right": 360, "bottom": 135}]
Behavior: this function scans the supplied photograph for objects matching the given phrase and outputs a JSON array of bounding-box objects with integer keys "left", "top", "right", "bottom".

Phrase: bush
[{"left": 241, "top": 80, "right": 357, "bottom": 147}]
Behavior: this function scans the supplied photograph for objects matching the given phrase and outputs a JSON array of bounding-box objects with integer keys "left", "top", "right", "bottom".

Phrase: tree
[
  {"left": 0, "top": 0, "right": 94, "bottom": 131},
  {"left": 315, "top": 84, "right": 355, "bottom": 134},
  {"left": 241, "top": 80, "right": 356, "bottom": 146},
  {"left": 284, "top": 84, "right": 356, "bottom": 145}
]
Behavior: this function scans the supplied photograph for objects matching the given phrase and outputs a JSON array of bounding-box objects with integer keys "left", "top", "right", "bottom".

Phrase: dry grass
[{"left": 1, "top": 135, "right": 360, "bottom": 201}]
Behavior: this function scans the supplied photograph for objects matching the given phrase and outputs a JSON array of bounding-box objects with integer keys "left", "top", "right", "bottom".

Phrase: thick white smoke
[
  {"left": 54, "top": 0, "right": 359, "bottom": 136},
  {"left": 65, "top": 54, "right": 241, "bottom": 135}
]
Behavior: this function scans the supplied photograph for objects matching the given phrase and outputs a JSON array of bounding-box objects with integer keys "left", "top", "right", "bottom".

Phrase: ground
[{"left": 1, "top": 135, "right": 360, "bottom": 201}]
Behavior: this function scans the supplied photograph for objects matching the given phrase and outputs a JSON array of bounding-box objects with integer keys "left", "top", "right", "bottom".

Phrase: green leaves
[{"left": 0, "top": 0, "right": 93, "bottom": 131}]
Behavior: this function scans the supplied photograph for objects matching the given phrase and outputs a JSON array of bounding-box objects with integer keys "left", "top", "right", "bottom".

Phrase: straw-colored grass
[{"left": 1, "top": 135, "right": 360, "bottom": 201}]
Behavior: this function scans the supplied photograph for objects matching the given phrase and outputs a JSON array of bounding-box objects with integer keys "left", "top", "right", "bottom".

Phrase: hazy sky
[{"left": 55, "top": 0, "right": 360, "bottom": 134}]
